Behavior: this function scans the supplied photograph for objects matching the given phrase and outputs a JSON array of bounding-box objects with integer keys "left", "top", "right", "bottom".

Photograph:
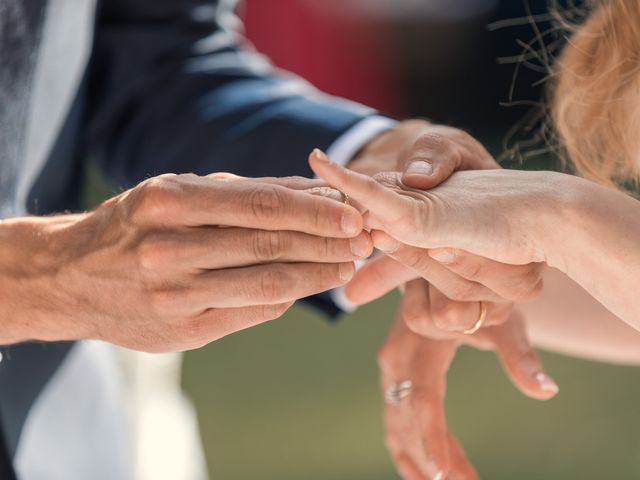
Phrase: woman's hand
[
  {"left": 0, "top": 173, "right": 370, "bottom": 351},
  {"left": 310, "top": 150, "right": 566, "bottom": 266},
  {"left": 380, "top": 280, "right": 558, "bottom": 480}
]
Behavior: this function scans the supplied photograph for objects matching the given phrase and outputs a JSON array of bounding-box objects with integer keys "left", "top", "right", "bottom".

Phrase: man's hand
[
  {"left": 0, "top": 173, "right": 371, "bottom": 352},
  {"left": 348, "top": 120, "right": 498, "bottom": 188}
]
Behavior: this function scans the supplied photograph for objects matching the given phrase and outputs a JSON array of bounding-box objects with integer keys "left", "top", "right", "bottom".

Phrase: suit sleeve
[
  {"left": 86, "top": 0, "right": 376, "bottom": 187},
  {"left": 86, "top": 0, "right": 377, "bottom": 319}
]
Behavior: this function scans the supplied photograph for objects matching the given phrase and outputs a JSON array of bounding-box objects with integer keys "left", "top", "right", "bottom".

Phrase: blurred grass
[
  {"left": 85, "top": 157, "right": 640, "bottom": 480},
  {"left": 182, "top": 297, "right": 640, "bottom": 480}
]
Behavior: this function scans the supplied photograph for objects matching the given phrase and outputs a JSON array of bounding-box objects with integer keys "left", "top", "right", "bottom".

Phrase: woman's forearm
[
  {"left": 522, "top": 268, "right": 640, "bottom": 365},
  {"left": 540, "top": 177, "right": 640, "bottom": 330}
]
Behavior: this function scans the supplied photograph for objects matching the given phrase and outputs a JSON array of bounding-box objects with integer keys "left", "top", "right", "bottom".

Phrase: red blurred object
[{"left": 243, "top": 0, "right": 407, "bottom": 117}]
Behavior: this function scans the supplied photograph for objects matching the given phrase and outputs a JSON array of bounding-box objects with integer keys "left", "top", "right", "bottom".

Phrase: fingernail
[
  {"left": 313, "top": 148, "right": 330, "bottom": 163},
  {"left": 339, "top": 262, "right": 355, "bottom": 282},
  {"left": 426, "top": 459, "right": 444, "bottom": 480},
  {"left": 374, "top": 234, "right": 400, "bottom": 253},
  {"left": 350, "top": 234, "right": 371, "bottom": 258},
  {"left": 535, "top": 372, "right": 559, "bottom": 394},
  {"left": 406, "top": 160, "right": 434, "bottom": 176},
  {"left": 341, "top": 213, "right": 361, "bottom": 236},
  {"left": 429, "top": 248, "right": 457, "bottom": 265}
]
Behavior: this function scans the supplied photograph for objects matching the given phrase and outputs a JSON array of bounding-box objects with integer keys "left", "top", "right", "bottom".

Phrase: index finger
[
  {"left": 309, "top": 149, "right": 409, "bottom": 225},
  {"left": 176, "top": 176, "right": 364, "bottom": 238}
]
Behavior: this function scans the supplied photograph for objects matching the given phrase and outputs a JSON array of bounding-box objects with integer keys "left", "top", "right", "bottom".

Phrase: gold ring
[
  {"left": 340, "top": 191, "right": 350, "bottom": 205},
  {"left": 463, "top": 301, "right": 487, "bottom": 335}
]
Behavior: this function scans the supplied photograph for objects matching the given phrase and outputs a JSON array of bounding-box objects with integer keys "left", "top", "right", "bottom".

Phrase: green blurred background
[
  {"left": 181, "top": 299, "right": 640, "bottom": 480},
  {"left": 90, "top": 1, "right": 640, "bottom": 478}
]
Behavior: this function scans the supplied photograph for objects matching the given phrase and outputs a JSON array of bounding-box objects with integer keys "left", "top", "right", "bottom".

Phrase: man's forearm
[{"left": 0, "top": 215, "right": 91, "bottom": 344}]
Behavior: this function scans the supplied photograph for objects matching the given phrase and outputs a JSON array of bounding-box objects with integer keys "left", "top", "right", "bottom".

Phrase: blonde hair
[{"left": 552, "top": 0, "right": 640, "bottom": 189}]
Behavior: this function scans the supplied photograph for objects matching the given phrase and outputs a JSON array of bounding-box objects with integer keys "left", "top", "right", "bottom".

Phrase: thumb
[{"left": 400, "top": 136, "right": 462, "bottom": 190}]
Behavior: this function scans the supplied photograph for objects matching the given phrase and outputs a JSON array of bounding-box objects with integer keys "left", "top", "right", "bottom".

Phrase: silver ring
[
  {"left": 340, "top": 191, "right": 350, "bottom": 205},
  {"left": 385, "top": 380, "right": 413, "bottom": 405}
]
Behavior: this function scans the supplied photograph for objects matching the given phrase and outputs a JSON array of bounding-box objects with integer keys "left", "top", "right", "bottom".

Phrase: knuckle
[
  {"left": 416, "top": 132, "right": 449, "bottom": 153},
  {"left": 444, "top": 281, "right": 478, "bottom": 302},
  {"left": 511, "top": 275, "right": 544, "bottom": 302},
  {"left": 259, "top": 302, "right": 292, "bottom": 321},
  {"left": 130, "top": 176, "right": 182, "bottom": 222},
  {"left": 258, "top": 268, "right": 291, "bottom": 301},
  {"left": 136, "top": 235, "right": 173, "bottom": 272},
  {"left": 506, "top": 264, "right": 545, "bottom": 301},
  {"left": 377, "top": 343, "right": 395, "bottom": 369},
  {"left": 431, "top": 301, "right": 464, "bottom": 330},
  {"left": 402, "top": 301, "right": 429, "bottom": 334},
  {"left": 246, "top": 185, "right": 283, "bottom": 222},
  {"left": 252, "top": 230, "right": 283, "bottom": 261},
  {"left": 458, "top": 258, "right": 483, "bottom": 281},
  {"left": 148, "top": 289, "right": 179, "bottom": 318}
]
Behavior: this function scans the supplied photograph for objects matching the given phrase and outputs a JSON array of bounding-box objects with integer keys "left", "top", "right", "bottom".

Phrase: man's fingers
[
  {"left": 429, "top": 248, "right": 545, "bottom": 302},
  {"left": 141, "top": 174, "right": 363, "bottom": 238},
  {"left": 487, "top": 312, "right": 559, "bottom": 401},
  {"left": 147, "top": 228, "right": 373, "bottom": 272},
  {"left": 181, "top": 302, "right": 295, "bottom": 349},
  {"left": 395, "top": 453, "right": 428, "bottom": 480},
  {"left": 400, "top": 127, "right": 498, "bottom": 190},
  {"left": 428, "top": 289, "right": 511, "bottom": 334},
  {"left": 345, "top": 256, "right": 416, "bottom": 305},
  {"left": 373, "top": 232, "right": 504, "bottom": 304},
  {"left": 447, "top": 433, "right": 480, "bottom": 480},
  {"left": 411, "top": 390, "right": 450, "bottom": 480},
  {"left": 207, "top": 173, "right": 327, "bottom": 191},
  {"left": 166, "top": 262, "right": 355, "bottom": 312}
]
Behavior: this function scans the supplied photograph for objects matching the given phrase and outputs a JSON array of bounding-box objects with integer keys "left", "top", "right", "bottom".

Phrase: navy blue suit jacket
[{"left": 2, "top": 0, "right": 375, "bottom": 458}]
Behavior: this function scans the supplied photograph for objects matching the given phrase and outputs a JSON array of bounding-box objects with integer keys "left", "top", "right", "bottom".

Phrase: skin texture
[
  {"left": 310, "top": 150, "right": 640, "bottom": 330},
  {"left": 310, "top": 145, "right": 640, "bottom": 479},
  {"left": 340, "top": 121, "right": 559, "bottom": 480},
  {"left": 380, "top": 280, "right": 557, "bottom": 480},
  {"left": 0, "top": 173, "right": 372, "bottom": 352}
]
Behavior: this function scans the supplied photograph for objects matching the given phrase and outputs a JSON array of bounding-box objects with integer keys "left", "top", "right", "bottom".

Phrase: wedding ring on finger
[
  {"left": 339, "top": 191, "right": 350, "bottom": 205},
  {"left": 463, "top": 301, "right": 487, "bottom": 335},
  {"left": 385, "top": 380, "right": 413, "bottom": 405}
]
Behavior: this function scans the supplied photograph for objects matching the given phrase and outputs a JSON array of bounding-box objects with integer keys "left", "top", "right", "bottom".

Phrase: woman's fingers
[
  {"left": 429, "top": 248, "right": 545, "bottom": 303},
  {"left": 373, "top": 232, "right": 505, "bottom": 304},
  {"left": 485, "top": 311, "right": 559, "bottom": 401},
  {"left": 345, "top": 256, "right": 416, "bottom": 305},
  {"left": 309, "top": 149, "right": 409, "bottom": 223}
]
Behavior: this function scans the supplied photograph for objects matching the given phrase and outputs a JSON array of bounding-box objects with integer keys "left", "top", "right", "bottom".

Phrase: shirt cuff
[
  {"left": 325, "top": 116, "right": 398, "bottom": 314},
  {"left": 325, "top": 115, "right": 399, "bottom": 167}
]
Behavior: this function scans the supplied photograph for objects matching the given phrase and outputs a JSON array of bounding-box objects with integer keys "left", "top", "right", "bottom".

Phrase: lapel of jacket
[{"left": 17, "top": 0, "right": 98, "bottom": 211}]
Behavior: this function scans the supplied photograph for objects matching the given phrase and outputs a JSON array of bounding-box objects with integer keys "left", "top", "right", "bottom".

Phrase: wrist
[
  {"left": 530, "top": 173, "right": 595, "bottom": 271},
  {"left": 0, "top": 214, "right": 92, "bottom": 344}
]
